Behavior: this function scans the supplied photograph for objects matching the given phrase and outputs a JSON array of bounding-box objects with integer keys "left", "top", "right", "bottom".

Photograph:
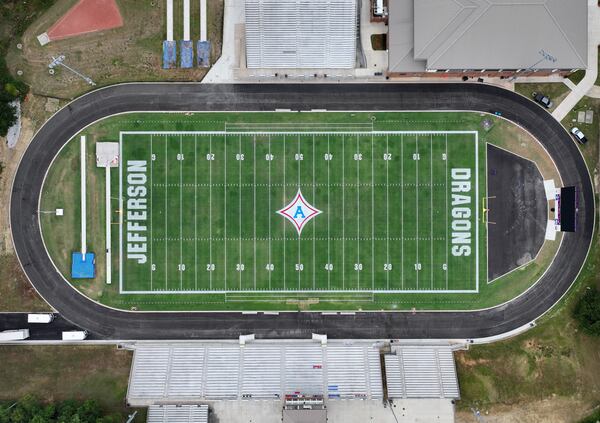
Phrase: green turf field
[
  {"left": 120, "top": 130, "right": 478, "bottom": 294},
  {"left": 40, "top": 111, "right": 563, "bottom": 311}
]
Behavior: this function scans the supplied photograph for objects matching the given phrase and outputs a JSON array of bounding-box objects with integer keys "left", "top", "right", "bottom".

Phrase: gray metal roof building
[
  {"left": 384, "top": 346, "right": 460, "bottom": 399},
  {"left": 389, "top": 0, "right": 587, "bottom": 73},
  {"left": 127, "top": 341, "right": 384, "bottom": 406},
  {"left": 147, "top": 405, "right": 208, "bottom": 423},
  {"left": 245, "top": 0, "right": 358, "bottom": 69}
]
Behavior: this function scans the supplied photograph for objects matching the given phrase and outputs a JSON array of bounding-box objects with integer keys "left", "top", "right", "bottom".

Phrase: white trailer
[
  {"left": 0, "top": 329, "right": 30, "bottom": 341},
  {"left": 27, "top": 314, "right": 54, "bottom": 323},
  {"left": 62, "top": 330, "right": 88, "bottom": 341}
]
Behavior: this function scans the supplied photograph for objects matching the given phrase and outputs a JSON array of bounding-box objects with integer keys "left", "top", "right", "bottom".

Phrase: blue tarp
[
  {"left": 197, "top": 41, "right": 211, "bottom": 67},
  {"left": 162, "top": 40, "right": 177, "bottom": 69},
  {"left": 71, "top": 252, "right": 95, "bottom": 279},
  {"left": 180, "top": 40, "right": 194, "bottom": 68}
]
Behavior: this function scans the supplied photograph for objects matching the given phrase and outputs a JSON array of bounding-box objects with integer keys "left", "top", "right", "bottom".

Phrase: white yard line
[
  {"left": 297, "top": 134, "right": 301, "bottom": 290},
  {"left": 164, "top": 135, "right": 168, "bottom": 290},
  {"left": 356, "top": 135, "right": 360, "bottom": 290},
  {"left": 179, "top": 134, "right": 183, "bottom": 290},
  {"left": 371, "top": 133, "right": 375, "bottom": 291},
  {"left": 253, "top": 134, "right": 257, "bottom": 290},
  {"left": 283, "top": 135, "right": 286, "bottom": 290},
  {"left": 386, "top": 134, "right": 389, "bottom": 290},
  {"left": 430, "top": 135, "right": 433, "bottom": 290},
  {"left": 312, "top": 134, "right": 316, "bottom": 290},
  {"left": 209, "top": 134, "right": 212, "bottom": 290},
  {"left": 268, "top": 134, "right": 272, "bottom": 289},
  {"left": 401, "top": 134, "right": 404, "bottom": 289},
  {"left": 195, "top": 134, "right": 198, "bottom": 291},
  {"left": 224, "top": 133, "right": 227, "bottom": 292},
  {"left": 238, "top": 134, "right": 242, "bottom": 290},
  {"left": 342, "top": 134, "right": 345, "bottom": 290},
  {"left": 327, "top": 134, "right": 331, "bottom": 290},
  {"left": 416, "top": 135, "right": 419, "bottom": 290},
  {"left": 445, "top": 134, "right": 449, "bottom": 290},
  {"left": 150, "top": 135, "right": 153, "bottom": 290}
]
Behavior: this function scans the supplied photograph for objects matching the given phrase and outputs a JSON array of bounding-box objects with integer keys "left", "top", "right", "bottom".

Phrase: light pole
[
  {"left": 48, "top": 55, "right": 96, "bottom": 86},
  {"left": 508, "top": 49, "right": 557, "bottom": 81}
]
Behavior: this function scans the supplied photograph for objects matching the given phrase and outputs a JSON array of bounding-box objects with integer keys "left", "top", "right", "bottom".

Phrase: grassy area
[
  {"left": 0, "top": 254, "right": 50, "bottom": 311},
  {"left": 0, "top": 345, "right": 143, "bottom": 420},
  {"left": 370, "top": 34, "right": 386, "bottom": 51},
  {"left": 5, "top": 0, "right": 224, "bottom": 99},
  {"left": 561, "top": 97, "right": 600, "bottom": 174},
  {"left": 40, "top": 111, "right": 562, "bottom": 312},
  {"left": 569, "top": 70, "right": 586, "bottom": 85},
  {"left": 456, "top": 230, "right": 600, "bottom": 417},
  {"left": 455, "top": 112, "right": 600, "bottom": 419},
  {"left": 514, "top": 82, "right": 570, "bottom": 112},
  {"left": 567, "top": 47, "right": 600, "bottom": 87}
]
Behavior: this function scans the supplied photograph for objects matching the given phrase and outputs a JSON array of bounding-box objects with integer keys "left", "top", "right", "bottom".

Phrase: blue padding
[
  {"left": 180, "top": 40, "right": 194, "bottom": 68},
  {"left": 71, "top": 252, "right": 96, "bottom": 279},
  {"left": 162, "top": 40, "right": 177, "bottom": 69},
  {"left": 197, "top": 41, "right": 211, "bottom": 67}
]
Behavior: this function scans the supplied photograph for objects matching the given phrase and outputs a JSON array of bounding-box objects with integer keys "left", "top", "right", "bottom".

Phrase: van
[
  {"left": 27, "top": 314, "right": 54, "bottom": 324},
  {"left": 61, "top": 330, "right": 88, "bottom": 341}
]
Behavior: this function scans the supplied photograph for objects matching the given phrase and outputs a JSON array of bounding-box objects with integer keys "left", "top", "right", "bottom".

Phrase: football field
[{"left": 119, "top": 130, "right": 479, "bottom": 294}]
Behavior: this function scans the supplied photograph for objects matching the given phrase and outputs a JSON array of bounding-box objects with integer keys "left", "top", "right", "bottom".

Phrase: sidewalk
[{"left": 552, "top": 0, "right": 600, "bottom": 121}]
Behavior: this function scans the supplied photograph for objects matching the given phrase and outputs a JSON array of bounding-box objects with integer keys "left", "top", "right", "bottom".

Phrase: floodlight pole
[
  {"left": 508, "top": 49, "right": 557, "bottom": 82},
  {"left": 49, "top": 55, "right": 96, "bottom": 86}
]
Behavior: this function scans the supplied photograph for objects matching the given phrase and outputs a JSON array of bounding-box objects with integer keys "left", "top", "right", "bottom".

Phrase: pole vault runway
[{"left": 9, "top": 83, "right": 594, "bottom": 340}]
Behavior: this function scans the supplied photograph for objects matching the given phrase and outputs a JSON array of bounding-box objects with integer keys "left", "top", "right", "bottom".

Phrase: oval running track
[{"left": 9, "top": 83, "right": 594, "bottom": 340}]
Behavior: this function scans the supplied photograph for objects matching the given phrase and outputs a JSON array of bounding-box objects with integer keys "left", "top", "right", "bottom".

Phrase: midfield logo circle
[{"left": 277, "top": 189, "right": 322, "bottom": 236}]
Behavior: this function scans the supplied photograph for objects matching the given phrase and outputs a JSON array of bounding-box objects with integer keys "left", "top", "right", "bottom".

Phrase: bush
[
  {"left": 0, "top": 395, "right": 122, "bottom": 423},
  {"left": 573, "top": 288, "right": 600, "bottom": 336}
]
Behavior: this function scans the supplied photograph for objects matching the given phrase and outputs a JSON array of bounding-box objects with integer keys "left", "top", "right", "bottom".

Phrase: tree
[{"left": 573, "top": 287, "right": 600, "bottom": 336}]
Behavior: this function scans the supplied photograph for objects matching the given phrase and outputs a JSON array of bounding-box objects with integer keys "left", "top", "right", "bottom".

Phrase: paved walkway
[{"left": 552, "top": 0, "right": 600, "bottom": 121}]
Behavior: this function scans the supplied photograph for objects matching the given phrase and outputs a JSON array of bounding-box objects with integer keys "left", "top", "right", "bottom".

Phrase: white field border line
[
  {"left": 475, "top": 131, "right": 480, "bottom": 293},
  {"left": 119, "top": 134, "right": 123, "bottom": 292},
  {"left": 29, "top": 109, "right": 590, "bottom": 316},
  {"left": 120, "top": 131, "right": 477, "bottom": 135},
  {"left": 356, "top": 134, "right": 360, "bottom": 289},
  {"left": 119, "top": 130, "right": 479, "bottom": 294},
  {"left": 485, "top": 141, "right": 553, "bottom": 285}
]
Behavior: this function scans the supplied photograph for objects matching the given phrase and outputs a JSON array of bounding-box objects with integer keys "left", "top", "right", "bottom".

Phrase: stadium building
[
  {"left": 245, "top": 0, "right": 358, "bottom": 69},
  {"left": 387, "top": 0, "right": 588, "bottom": 77}
]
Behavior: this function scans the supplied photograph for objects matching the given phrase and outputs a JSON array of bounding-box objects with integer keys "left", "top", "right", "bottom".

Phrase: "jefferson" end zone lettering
[
  {"left": 451, "top": 168, "right": 472, "bottom": 257},
  {"left": 126, "top": 160, "right": 148, "bottom": 264}
]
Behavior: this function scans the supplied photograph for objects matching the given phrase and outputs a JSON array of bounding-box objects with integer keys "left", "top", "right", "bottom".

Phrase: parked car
[
  {"left": 570, "top": 127, "right": 588, "bottom": 144},
  {"left": 532, "top": 92, "right": 553, "bottom": 109}
]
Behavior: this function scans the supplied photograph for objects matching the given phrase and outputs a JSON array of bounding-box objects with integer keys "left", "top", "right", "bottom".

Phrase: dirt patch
[
  {"left": 0, "top": 254, "right": 50, "bottom": 311},
  {"left": 0, "top": 94, "right": 57, "bottom": 310},
  {"left": 6, "top": 0, "right": 224, "bottom": 99},
  {"left": 456, "top": 397, "right": 595, "bottom": 423},
  {"left": 486, "top": 119, "right": 562, "bottom": 184}
]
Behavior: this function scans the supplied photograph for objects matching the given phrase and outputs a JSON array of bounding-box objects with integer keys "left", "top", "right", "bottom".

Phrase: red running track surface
[{"left": 47, "top": 0, "right": 123, "bottom": 40}]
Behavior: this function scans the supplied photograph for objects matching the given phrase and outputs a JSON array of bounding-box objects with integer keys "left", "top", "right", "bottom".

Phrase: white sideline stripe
[
  {"left": 121, "top": 131, "right": 477, "bottom": 135},
  {"left": 105, "top": 165, "right": 111, "bottom": 284},
  {"left": 118, "top": 131, "right": 479, "bottom": 295},
  {"left": 80, "top": 136, "right": 86, "bottom": 257}
]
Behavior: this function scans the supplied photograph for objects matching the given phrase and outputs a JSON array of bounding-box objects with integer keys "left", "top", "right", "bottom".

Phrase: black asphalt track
[{"left": 7, "top": 83, "right": 595, "bottom": 340}]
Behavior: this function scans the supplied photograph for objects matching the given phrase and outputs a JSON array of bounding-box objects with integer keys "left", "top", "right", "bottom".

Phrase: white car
[{"left": 570, "top": 127, "right": 588, "bottom": 144}]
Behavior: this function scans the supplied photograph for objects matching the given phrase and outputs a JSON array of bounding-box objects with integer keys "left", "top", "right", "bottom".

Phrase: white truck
[
  {"left": 61, "top": 330, "right": 88, "bottom": 341},
  {"left": 0, "top": 329, "right": 30, "bottom": 341},
  {"left": 27, "top": 313, "right": 54, "bottom": 323}
]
